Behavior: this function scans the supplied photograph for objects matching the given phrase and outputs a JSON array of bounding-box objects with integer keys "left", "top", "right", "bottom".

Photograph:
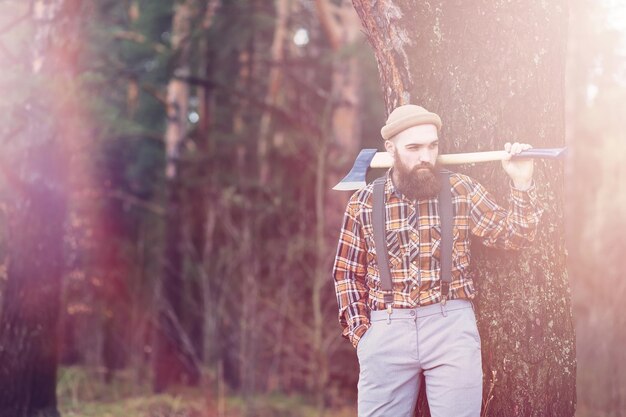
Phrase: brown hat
[{"left": 380, "top": 104, "right": 442, "bottom": 140}]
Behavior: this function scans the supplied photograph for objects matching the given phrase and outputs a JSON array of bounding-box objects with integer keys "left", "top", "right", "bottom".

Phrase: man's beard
[{"left": 393, "top": 154, "right": 441, "bottom": 201}]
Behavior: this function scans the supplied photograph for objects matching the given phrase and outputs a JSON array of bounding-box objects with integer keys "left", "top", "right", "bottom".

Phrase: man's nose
[{"left": 417, "top": 149, "right": 430, "bottom": 163}]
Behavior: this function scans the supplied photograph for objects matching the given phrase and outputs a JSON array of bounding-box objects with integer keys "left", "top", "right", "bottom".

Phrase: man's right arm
[{"left": 332, "top": 197, "right": 370, "bottom": 349}]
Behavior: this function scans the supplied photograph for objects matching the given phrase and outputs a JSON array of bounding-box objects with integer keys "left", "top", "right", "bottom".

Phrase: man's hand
[{"left": 502, "top": 142, "right": 534, "bottom": 190}]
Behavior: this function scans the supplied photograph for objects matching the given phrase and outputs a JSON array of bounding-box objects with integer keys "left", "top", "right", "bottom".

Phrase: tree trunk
[
  {"left": 257, "top": 0, "right": 289, "bottom": 185},
  {"left": 0, "top": 183, "right": 66, "bottom": 417},
  {"left": 314, "top": 0, "right": 363, "bottom": 232},
  {"left": 126, "top": 1, "right": 141, "bottom": 118},
  {"left": 311, "top": 1, "right": 364, "bottom": 409},
  {"left": 232, "top": 42, "right": 259, "bottom": 414},
  {"left": 315, "top": 0, "right": 363, "bottom": 162},
  {"left": 185, "top": 0, "right": 221, "bottom": 372},
  {"left": 0, "top": 0, "right": 74, "bottom": 415},
  {"left": 351, "top": 1, "right": 575, "bottom": 416},
  {"left": 154, "top": 0, "right": 201, "bottom": 392}
]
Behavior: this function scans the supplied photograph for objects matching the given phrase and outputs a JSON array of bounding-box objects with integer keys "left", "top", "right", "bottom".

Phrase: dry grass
[{"left": 57, "top": 367, "right": 356, "bottom": 417}]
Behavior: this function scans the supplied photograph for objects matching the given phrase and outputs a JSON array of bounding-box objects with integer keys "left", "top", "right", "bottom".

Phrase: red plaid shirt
[{"left": 332, "top": 170, "right": 543, "bottom": 348}]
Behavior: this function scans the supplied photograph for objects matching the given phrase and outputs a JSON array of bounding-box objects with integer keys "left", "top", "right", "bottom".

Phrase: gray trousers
[{"left": 356, "top": 300, "right": 483, "bottom": 417}]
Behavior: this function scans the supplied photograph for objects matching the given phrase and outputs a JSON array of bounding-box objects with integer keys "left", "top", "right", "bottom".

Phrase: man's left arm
[{"left": 469, "top": 142, "right": 544, "bottom": 250}]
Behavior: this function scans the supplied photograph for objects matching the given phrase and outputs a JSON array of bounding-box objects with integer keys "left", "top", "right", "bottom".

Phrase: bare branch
[{"left": 314, "top": 0, "right": 341, "bottom": 50}]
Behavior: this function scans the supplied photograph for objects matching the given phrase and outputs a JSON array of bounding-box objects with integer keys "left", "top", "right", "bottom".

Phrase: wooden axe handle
[{"left": 370, "top": 150, "right": 556, "bottom": 168}]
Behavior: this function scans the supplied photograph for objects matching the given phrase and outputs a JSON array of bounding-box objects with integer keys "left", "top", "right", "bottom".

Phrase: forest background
[{"left": 0, "top": 0, "right": 624, "bottom": 416}]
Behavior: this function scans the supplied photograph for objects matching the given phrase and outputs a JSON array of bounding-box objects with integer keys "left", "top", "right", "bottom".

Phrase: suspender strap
[
  {"left": 372, "top": 171, "right": 454, "bottom": 308},
  {"left": 372, "top": 177, "right": 394, "bottom": 307},
  {"left": 438, "top": 170, "right": 453, "bottom": 303}
]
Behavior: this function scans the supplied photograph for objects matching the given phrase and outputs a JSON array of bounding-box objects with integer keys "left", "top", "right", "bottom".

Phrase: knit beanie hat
[{"left": 380, "top": 104, "right": 442, "bottom": 140}]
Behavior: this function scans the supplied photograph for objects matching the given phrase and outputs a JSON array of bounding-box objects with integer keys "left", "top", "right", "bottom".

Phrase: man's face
[{"left": 384, "top": 124, "right": 441, "bottom": 200}]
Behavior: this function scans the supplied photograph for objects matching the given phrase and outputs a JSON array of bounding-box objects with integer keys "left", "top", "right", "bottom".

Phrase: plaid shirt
[{"left": 332, "top": 170, "right": 543, "bottom": 348}]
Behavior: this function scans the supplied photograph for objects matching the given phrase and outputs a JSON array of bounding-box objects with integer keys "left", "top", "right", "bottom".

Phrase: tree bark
[
  {"left": 0, "top": 0, "right": 75, "bottom": 415},
  {"left": 257, "top": 0, "right": 288, "bottom": 185},
  {"left": 315, "top": 0, "right": 363, "bottom": 231},
  {"left": 0, "top": 182, "right": 65, "bottom": 417},
  {"left": 154, "top": 0, "right": 201, "bottom": 392},
  {"left": 351, "top": 1, "right": 575, "bottom": 416},
  {"left": 315, "top": 0, "right": 362, "bottom": 161},
  {"left": 232, "top": 41, "right": 260, "bottom": 414},
  {"left": 312, "top": 1, "right": 364, "bottom": 409},
  {"left": 187, "top": 0, "right": 221, "bottom": 372}
]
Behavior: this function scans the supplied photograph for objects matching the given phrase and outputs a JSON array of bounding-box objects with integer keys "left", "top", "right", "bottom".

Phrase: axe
[{"left": 333, "top": 147, "right": 566, "bottom": 191}]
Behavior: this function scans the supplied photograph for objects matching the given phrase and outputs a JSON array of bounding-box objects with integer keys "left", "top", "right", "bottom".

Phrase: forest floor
[{"left": 57, "top": 367, "right": 356, "bottom": 417}]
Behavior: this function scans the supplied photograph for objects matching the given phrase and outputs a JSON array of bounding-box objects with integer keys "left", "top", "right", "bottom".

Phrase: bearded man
[{"left": 332, "top": 104, "right": 543, "bottom": 417}]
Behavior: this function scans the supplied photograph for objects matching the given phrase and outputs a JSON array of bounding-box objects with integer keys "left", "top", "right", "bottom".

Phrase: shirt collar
[{"left": 385, "top": 168, "right": 411, "bottom": 202}]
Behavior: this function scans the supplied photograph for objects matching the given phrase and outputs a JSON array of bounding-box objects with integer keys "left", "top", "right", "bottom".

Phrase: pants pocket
[
  {"left": 356, "top": 323, "right": 375, "bottom": 358},
  {"left": 465, "top": 308, "right": 481, "bottom": 346}
]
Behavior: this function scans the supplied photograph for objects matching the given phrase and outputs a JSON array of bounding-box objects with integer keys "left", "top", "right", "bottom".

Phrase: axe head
[{"left": 333, "top": 148, "right": 378, "bottom": 191}]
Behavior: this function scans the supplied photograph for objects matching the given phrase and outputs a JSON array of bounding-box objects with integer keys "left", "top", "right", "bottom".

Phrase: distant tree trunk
[
  {"left": 0, "top": 0, "right": 74, "bottom": 415},
  {"left": 315, "top": 0, "right": 362, "bottom": 163},
  {"left": 351, "top": 1, "right": 576, "bottom": 416},
  {"left": 312, "top": 0, "right": 363, "bottom": 409},
  {"left": 194, "top": 0, "right": 221, "bottom": 381},
  {"left": 566, "top": 1, "right": 626, "bottom": 410},
  {"left": 0, "top": 181, "right": 66, "bottom": 417},
  {"left": 154, "top": 0, "right": 201, "bottom": 392},
  {"left": 232, "top": 41, "right": 258, "bottom": 414},
  {"left": 126, "top": 0, "right": 141, "bottom": 118},
  {"left": 100, "top": 205, "right": 131, "bottom": 384},
  {"left": 181, "top": 0, "right": 220, "bottom": 372},
  {"left": 256, "top": 0, "right": 289, "bottom": 394},
  {"left": 257, "top": 0, "right": 288, "bottom": 185},
  {"left": 314, "top": 0, "right": 363, "bottom": 231}
]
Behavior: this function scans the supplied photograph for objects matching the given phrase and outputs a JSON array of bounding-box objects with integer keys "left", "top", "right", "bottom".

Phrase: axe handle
[
  {"left": 439, "top": 150, "right": 512, "bottom": 165},
  {"left": 371, "top": 150, "right": 539, "bottom": 168}
]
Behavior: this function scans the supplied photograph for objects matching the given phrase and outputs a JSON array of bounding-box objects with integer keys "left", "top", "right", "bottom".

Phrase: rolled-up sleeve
[{"left": 469, "top": 180, "right": 543, "bottom": 250}]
